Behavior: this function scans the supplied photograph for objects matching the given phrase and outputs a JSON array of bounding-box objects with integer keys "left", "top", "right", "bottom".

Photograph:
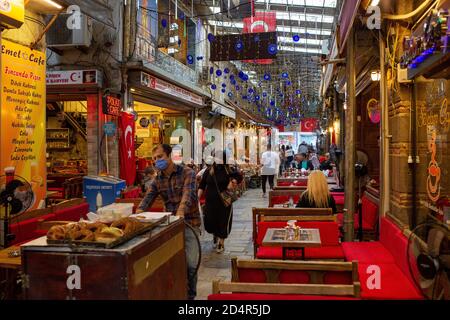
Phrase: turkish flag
[
  {"left": 119, "top": 112, "right": 136, "bottom": 186},
  {"left": 301, "top": 118, "right": 318, "bottom": 132},
  {"left": 243, "top": 11, "right": 276, "bottom": 65}
]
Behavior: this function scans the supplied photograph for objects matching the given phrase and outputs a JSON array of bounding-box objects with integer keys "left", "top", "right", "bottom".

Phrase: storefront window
[{"left": 416, "top": 79, "right": 450, "bottom": 225}]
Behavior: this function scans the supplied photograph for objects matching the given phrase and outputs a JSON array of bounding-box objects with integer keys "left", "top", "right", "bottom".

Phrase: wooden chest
[{"left": 21, "top": 219, "right": 187, "bottom": 300}]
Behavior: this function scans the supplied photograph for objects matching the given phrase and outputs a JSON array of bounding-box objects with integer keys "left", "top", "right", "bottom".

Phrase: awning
[
  {"left": 338, "top": 0, "right": 362, "bottom": 54},
  {"left": 321, "top": 37, "right": 339, "bottom": 97},
  {"left": 211, "top": 100, "right": 236, "bottom": 119},
  {"left": 226, "top": 100, "right": 273, "bottom": 127}
]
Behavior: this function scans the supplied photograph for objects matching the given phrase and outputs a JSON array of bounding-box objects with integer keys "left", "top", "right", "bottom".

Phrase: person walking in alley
[
  {"left": 137, "top": 144, "right": 201, "bottom": 300},
  {"left": 198, "top": 151, "right": 243, "bottom": 253},
  {"left": 260, "top": 145, "right": 279, "bottom": 198}
]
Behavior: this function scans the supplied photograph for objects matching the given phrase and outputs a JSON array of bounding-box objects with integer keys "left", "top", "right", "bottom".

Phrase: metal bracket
[{"left": 30, "top": 8, "right": 65, "bottom": 50}]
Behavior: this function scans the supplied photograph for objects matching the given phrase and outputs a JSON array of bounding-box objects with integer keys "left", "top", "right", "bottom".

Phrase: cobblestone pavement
[{"left": 196, "top": 188, "right": 267, "bottom": 300}]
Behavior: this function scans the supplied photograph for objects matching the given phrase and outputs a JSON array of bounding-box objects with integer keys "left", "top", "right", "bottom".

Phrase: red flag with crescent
[
  {"left": 301, "top": 118, "right": 318, "bottom": 132},
  {"left": 243, "top": 11, "right": 276, "bottom": 65},
  {"left": 119, "top": 112, "right": 136, "bottom": 186}
]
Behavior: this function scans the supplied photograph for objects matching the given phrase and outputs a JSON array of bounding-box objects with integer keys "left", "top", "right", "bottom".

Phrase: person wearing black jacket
[
  {"left": 198, "top": 151, "right": 243, "bottom": 253},
  {"left": 296, "top": 170, "right": 337, "bottom": 213}
]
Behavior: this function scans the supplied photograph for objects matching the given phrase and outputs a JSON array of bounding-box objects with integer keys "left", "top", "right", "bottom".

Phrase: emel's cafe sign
[{"left": 0, "top": 0, "right": 24, "bottom": 29}]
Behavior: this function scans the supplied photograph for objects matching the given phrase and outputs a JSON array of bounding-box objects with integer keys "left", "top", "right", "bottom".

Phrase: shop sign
[
  {"left": 102, "top": 95, "right": 121, "bottom": 117},
  {"left": 46, "top": 69, "right": 102, "bottom": 86},
  {"left": 212, "top": 101, "right": 236, "bottom": 119},
  {"left": 140, "top": 72, "right": 203, "bottom": 106},
  {"left": 0, "top": 0, "right": 24, "bottom": 29},
  {"left": 0, "top": 39, "right": 46, "bottom": 210},
  {"left": 103, "top": 122, "right": 117, "bottom": 137}
]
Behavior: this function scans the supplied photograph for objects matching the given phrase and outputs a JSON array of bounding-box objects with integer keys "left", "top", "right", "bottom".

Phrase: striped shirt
[{"left": 138, "top": 164, "right": 201, "bottom": 227}]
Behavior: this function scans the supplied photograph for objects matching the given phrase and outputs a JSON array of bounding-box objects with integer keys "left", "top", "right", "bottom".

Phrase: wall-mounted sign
[
  {"left": 140, "top": 72, "right": 203, "bottom": 106},
  {"left": 139, "top": 117, "right": 150, "bottom": 128},
  {"left": 103, "top": 122, "right": 117, "bottom": 137},
  {"left": 1, "top": 39, "right": 46, "bottom": 210},
  {"left": 46, "top": 70, "right": 103, "bottom": 87},
  {"left": 102, "top": 95, "right": 121, "bottom": 117},
  {"left": 0, "top": 0, "right": 24, "bottom": 29}
]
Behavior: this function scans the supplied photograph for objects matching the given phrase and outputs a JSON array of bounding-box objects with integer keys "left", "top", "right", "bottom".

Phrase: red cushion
[
  {"left": 332, "top": 195, "right": 345, "bottom": 205},
  {"left": 379, "top": 217, "right": 402, "bottom": 250},
  {"left": 389, "top": 231, "right": 414, "bottom": 283},
  {"left": 10, "top": 214, "right": 56, "bottom": 245},
  {"left": 361, "top": 195, "right": 378, "bottom": 229},
  {"left": 270, "top": 195, "right": 300, "bottom": 205},
  {"left": 256, "top": 246, "right": 282, "bottom": 259},
  {"left": 208, "top": 293, "right": 360, "bottom": 300},
  {"left": 277, "top": 182, "right": 292, "bottom": 186},
  {"left": 358, "top": 263, "right": 423, "bottom": 300},
  {"left": 304, "top": 246, "right": 345, "bottom": 259},
  {"left": 323, "top": 271, "right": 353, "bottom": 285},
  {"left": 278, "top": 270, "right": 310, "bottom": 283},
  {"left": 293, "top": 181, "right": 307, "bottom": 186},
  {"left": 237, "top": 269, "right": 267, "bottom": 283},
  {"left": 342, "top": 242, "right": 395, "bottom": 264},
  {"left": 52, "top": 203, "right": 89, "bottom": 221}
]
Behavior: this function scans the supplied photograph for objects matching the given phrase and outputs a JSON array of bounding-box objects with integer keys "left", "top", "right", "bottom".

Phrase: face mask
[{"left": 155, "top": 159, "right": 169, "bottom": 171}]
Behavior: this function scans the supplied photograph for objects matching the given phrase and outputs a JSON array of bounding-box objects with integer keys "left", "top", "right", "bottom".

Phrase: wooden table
[{"left": 262, "top": 228, "right": 321, "bottom": 260}]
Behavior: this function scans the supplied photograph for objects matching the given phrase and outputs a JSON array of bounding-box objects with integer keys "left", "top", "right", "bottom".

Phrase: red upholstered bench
[
  {"left": 52, "top": 203, "right": 89, "bottom": 221},
  {"left": 342, "top": 217, "right": 424, "bottom": 300},
  {"left": 255, "top": 221, "right": 344, "bottom": 260},
  {"left": 9, "top": 213, "right": 56, "bottom": 245}
]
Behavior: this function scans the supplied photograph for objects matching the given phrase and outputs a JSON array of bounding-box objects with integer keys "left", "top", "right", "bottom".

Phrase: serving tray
[{"left": 46, "top": 215, "right": 168, "bottom": 249}]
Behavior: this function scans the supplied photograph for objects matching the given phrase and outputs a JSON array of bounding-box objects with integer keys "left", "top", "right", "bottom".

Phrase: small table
[{"left": 262, "top": 228, "right": 321, "bottom": 260}]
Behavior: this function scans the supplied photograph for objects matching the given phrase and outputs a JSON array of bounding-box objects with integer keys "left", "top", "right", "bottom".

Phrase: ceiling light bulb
[
  {"left": 371, "top": 70, "right": 381, "bottom": 81},
  {"left": 370, "top": 0, "right": 380, "bottom": 6}
]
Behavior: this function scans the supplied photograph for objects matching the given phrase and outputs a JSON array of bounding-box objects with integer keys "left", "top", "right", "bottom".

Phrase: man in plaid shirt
[{"left": 137, "top": 144, "right": 201, "bottom": 299}]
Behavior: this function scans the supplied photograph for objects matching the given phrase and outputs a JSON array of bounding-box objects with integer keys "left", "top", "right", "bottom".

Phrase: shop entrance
[{"left": 46, "top": 99, "right": 88, "bottom": 203}]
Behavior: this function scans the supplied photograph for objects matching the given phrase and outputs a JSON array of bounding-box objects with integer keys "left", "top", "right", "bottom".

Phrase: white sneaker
[{"left": 262, "top": 193, "right": 266, "bottom": 198}]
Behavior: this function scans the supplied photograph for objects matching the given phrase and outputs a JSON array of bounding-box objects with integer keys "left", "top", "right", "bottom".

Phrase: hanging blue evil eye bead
[
  {"left": 268, "top": 44, "right": 277, "bottom": 55},
  {"left": 211, "top": 84, "right": 217, "bottom": 90},
  {"left": 296, "top": 89, "right": 301, "bottom": 95},
  {"left": 293, "top": 34, "right": 300, "bottom": 42},
  {"left": 196, "top": 56, "right": 203, "bottom": 61},
  {"left": 216, "top": 69, "right": 222, "bottom": 77},
  {"left": 229, "top": 74, "right": 235, "bottom": 81},
  {"left": 262, "top": 92, "right": 267, "bottom": 97},
  {"left": 224, "top": 68, "right": 230, "bottom": 74},
  {"left": 254, "top": 35, "right": 260, "bottom": 42},
  {"left": 264, "top": 73, "right": 271, "bottom": 81},
  {"left": 243, "top": 74, "right": 249, "bottom": 81},
  {"left": 178, "top": 39, "right": 182, "bottom": 46},
  {"left": 242, "top": 95, "right": 248, "bottom": 100},
  {"left": 248, "top": 88, "right": 254, "bottom": 93},
  {"left": 187, "top": 55, "right": 194, "bottom": 64},
  {"left": 179, "top": 12, "right": 185, "bottom": 20},
  {"left": 270, "top": 100, "right": 275, "bottom": 106},
  {"left": 221, "top": 88, "right": 226, "bottom": 93},
  {"left": 235, "top": 85, "right": 240, "bottom": 91},
  {"left": 210, "top": 67, "right": 214, "bottom": 75},
  {"left": 161, "top": 19, "right": 167, "bottom": 28},
  {"left": 207, "top": 33, "right": 215, "bottom": 42},
  {"left": 255, "top": 95, "right": 260, "bottom": 101},
  {"left": 228, "top": 92, "right": 233, "bottom": 98},
  {"left": 222, "top": 83, "right": 226, "bottom": 88},
  {"left": 282, "top": 72, "right": 289, "bottom": 78},
  {"left": 286, "top": 81, "right": 292, "bottom": 86},
  {"left": 235, "top": 40, "right": 244, "bottom": 52}
]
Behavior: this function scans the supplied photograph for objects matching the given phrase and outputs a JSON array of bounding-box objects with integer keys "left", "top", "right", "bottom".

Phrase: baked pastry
[
  {"left": 111, "top": 218, "right": 143, "bottom": 235},
  {"left": 95, "top": 227, "right": 124, "bottom": 243},
  {"left": 67, "top": 229, "right": 95, "bottom": 241},
  {"left": 85, "top": 222, "right": 107, "bottom": 233},
  {"left": 47, "top": 225, "right": 67, "bottom": 240}
]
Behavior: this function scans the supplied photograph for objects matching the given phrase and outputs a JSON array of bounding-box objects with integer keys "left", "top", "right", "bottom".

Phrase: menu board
[{"left": 0, "top": 39, "right": 46, "bottom": 209}]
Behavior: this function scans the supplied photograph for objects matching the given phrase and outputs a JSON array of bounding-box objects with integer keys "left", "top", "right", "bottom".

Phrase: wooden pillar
[{"left": 344, "top": 27, "right": 356, "bottom": 242}]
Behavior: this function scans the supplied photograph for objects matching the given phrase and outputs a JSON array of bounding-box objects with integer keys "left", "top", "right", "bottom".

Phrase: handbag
[{"left": 211, "top": 167, "right": 238, "bottom": 208}]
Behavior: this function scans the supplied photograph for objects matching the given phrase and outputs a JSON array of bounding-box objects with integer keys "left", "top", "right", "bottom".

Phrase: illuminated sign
[{"left": 102, "top": 95, "right": 121, "bottom": 117}]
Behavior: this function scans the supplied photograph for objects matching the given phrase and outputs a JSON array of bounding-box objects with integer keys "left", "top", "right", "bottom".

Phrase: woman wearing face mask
[{"left": 198, "top": 151, "right": 243, "bottom": 253}]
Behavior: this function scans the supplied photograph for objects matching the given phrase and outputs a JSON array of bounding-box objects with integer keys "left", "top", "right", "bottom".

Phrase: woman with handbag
[{"left": 198, "top": 151, "right": 243, "bottom": 253}]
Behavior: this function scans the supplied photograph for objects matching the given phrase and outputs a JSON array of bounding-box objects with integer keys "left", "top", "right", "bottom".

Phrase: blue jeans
[{"left": 185, "top": 225, "right": 200, "bottom": 300}]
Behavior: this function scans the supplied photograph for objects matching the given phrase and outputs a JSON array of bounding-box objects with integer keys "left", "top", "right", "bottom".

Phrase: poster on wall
[{"left": 0, "top": 39, "right": 46, "bottom": 210}]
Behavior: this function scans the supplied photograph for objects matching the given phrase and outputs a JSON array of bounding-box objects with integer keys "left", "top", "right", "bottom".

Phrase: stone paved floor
[{"left": 196, "top": 188, "right": 268, "bottom": 300}]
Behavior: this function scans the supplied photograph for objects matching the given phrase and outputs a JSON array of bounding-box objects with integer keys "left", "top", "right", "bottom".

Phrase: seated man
[
  {"left": 291, "top": 153, "right": 314, "bottom": 171},
  {"left": 320, "top": 153, "right": 334, "bottom": 171}
]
